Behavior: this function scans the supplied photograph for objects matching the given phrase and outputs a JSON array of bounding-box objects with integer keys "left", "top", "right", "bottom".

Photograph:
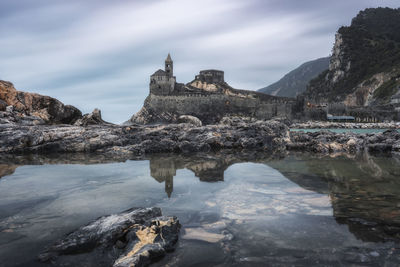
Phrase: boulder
[
  {"left": 38, "top": 207, "right": 180, "bottom": 267},
  {"left": 178, "top": 115, "right": 202, "bottom": 127}
]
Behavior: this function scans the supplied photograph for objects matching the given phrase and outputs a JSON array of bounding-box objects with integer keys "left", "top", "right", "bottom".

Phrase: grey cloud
[{"left": 0, "top": 0, "right": 399, "bottom": 123}]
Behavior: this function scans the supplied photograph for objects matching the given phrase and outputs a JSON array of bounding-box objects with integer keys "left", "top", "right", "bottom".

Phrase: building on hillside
[
  {"left": 150, "top": 53, "right": 176, "bottom": 95},
  {"left": 327, "top": 114, "right": 355, "bottom": 122},
  {"left": 195, "top": 70, "right": 224, "bottom": 84}
]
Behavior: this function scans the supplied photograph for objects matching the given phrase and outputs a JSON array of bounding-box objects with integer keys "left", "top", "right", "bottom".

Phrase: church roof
[
  {"left": 151, "top": 69, "right": 167, "bottom": 76},
  {"left": 165, "top": 53, "right": 172, "bottom": 62}
]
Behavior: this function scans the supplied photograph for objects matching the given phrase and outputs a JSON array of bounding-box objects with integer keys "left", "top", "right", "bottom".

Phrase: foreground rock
[
  {"left": 288, "top": 129, "right": 400, "bottom": 153},
  {"left": 0, "top": 118, "right": 289, "bottom": 155},
  {"left": 0, "top": 80, "right": 82, "bottom": 124},
  {"left": 39, "top": 207, "right": 180, "bottom": 267}
]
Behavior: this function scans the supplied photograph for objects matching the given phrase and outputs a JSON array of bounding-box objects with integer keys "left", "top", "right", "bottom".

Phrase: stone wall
[
  {"left": 145, "top": 93, "right": 294, "bottom": 124},
  {"left": 150, "top": 76, "right": 175, "bottom": 95}
]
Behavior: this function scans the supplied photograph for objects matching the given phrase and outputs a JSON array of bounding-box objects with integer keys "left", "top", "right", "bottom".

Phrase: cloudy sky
[{"left": 0, "top": 0, "right": 398, "bottom": 123}]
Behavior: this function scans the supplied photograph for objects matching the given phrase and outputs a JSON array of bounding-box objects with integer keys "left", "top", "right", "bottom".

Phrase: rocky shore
[
  {"left": 288, "top": 129, "right": 400, "bottom": 153},
  {"left": 0, "top": 117, "right": 289, "bottom": 156},
  {"left": 1, "top": 79, "right": 400, "bottom": 157},
  {"left": 1, "top": 114, "right": 400, "bottom": 156},
  {"left": 291, "top": 121, "right": 400, "bottom": 129}
]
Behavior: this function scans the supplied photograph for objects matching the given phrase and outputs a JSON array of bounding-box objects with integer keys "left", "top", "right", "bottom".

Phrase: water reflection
[
  {"left": 267, "top": 152, "right": 400, "bottom": 242},
  {"left": 149, "top": 154, "right": 232, "bottom": 197},
  {"left": 0, "top": 151, "right": 400, "bottom": 266}
]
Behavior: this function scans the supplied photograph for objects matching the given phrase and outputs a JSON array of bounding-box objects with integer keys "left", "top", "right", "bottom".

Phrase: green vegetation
[
  {"left": 306, "top": 8, "right": 400, "bottom": 103},
  {"left": 373, "top": 78, "right": 399, "bottom": 101}
]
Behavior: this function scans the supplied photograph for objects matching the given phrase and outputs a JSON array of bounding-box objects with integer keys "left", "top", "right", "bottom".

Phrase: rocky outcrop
[
  {"left": 0, "top": 118, "right": 289, "bottom": 155},
  {"left": 288, "top": 129, "right": 400, "bottom": 153},
  {"left": 291, "top": 121, "right": 400, "bottom": 129},
  {"left": 0, "top": 80, "right": 82, "bottom": 124},
  {"left": 74, "top": 108, "right": 113, "bottom": 126},
  {"left": 305, "top": 8, "right": 400, "bottom": 106},
  {"left": 0, "top": 106, "right": 46, "bottom": 126},
  {"left": 1, "top": 115, "right": 400, "bottom": 156},
  {"left": 38, "top": 207, "right": 180, "bottom": 267}
]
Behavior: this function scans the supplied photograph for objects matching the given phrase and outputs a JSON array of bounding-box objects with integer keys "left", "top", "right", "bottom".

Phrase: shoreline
[
  {"left": 1, "top": 117, "right": 399, "bottom": 156},
  {"left": 291, "top": 121, "right": 400, "bottom": 129}
]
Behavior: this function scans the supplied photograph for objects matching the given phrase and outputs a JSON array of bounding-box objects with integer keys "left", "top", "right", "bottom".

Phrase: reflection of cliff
[
  {"left": 269, "top": 152, "right": 400, "bottom": 242},
  {"left": 0, "top": 164, "right": 17, "bottom": 179}
]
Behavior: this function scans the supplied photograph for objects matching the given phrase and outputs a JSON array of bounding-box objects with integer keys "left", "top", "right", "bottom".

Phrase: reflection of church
[
  {"left": 149, "top": 156, "right": 227, "bottom": 197},
  {"left": 150, "top": 158, "right": 176, "bottom": 198}
]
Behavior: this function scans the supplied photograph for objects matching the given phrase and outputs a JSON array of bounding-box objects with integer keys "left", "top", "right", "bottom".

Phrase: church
[{"left": 149, "top": 53, "right": 176, "bottom": 95}]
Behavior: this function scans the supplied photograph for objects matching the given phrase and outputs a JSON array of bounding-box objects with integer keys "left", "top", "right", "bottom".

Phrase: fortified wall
[{"left": 129, "top": 54, "right": 295, "bottom": 125}]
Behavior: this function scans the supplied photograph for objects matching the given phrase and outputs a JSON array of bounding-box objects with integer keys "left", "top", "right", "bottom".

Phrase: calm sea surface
[{"left": 0, "top": 152, "right": 400, "bottom": 266}]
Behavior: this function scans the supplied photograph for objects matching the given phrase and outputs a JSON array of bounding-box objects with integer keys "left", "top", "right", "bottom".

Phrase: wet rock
[
  {"left": 182, "top": 228, "right": 225, "bottom": 243},
  {"left": 38, "top": 207, "right": 180, "bottom": 267}
]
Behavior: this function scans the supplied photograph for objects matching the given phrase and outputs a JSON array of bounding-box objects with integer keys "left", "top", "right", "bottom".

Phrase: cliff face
[
  {"left": 0, "top": 80, "right": 82, "bottom": 124},
  {"left": 305, "top": 8, "right": 400, "bottom": 106},
  {"left": 128, "top": 78, "right": 295, "bottom": 125},
  {"left": 258, "top": 57, "right": 329, "bottom": 98}
]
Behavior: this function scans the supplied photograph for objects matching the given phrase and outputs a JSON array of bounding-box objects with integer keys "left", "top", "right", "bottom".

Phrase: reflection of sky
[
  {"left": 1, "top": 156, "right": 400, "bottom": 265},
  {"left": 0, "top": 0, "right": 398, "bottom": 123}
]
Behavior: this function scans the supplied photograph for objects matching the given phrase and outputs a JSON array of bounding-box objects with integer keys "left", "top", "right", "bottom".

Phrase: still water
[{"left": 0, "top": 152, "right": 400, "bottom": 266}]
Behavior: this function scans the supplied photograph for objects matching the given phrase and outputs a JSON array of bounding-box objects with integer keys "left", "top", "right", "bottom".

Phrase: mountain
[
  {"left": 304, "top": 7, "right": 400, "bottom": 106},
  {"left": 258, "top": 57, "right": 329, "bottom": 97}
]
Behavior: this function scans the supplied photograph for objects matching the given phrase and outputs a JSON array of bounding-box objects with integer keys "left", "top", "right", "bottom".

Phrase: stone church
[{"left": 128, "top": 54, "right": 295, "bottom": 124}]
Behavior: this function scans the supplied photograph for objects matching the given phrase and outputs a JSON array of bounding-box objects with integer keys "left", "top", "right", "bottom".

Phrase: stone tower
[
  {"left": 165, "top": 53, "right": 173, "bottom": 77},
  {"left": 149, "top": 54, "right": 176, "bottom": 95}
]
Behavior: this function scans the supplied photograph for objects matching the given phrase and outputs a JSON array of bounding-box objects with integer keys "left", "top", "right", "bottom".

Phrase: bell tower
[{"left": 165, "top": 53, "right": 173, "bottom": 77}]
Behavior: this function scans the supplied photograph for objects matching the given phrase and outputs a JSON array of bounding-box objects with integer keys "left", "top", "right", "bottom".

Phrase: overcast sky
[{"left": 0, "top": 0, "right": 398, "bottom": 123}]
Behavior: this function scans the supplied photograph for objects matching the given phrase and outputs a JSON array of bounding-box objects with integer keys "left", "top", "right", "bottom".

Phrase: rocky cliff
[
  {"left": 258, "top": 57, "right": 329, "bottom": 97},
  {"left": 305, "top": 8, "right": 400, "bottom": 106},
  {"left": 0, "top": 80, "right": 82, "bottom": 124}
]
